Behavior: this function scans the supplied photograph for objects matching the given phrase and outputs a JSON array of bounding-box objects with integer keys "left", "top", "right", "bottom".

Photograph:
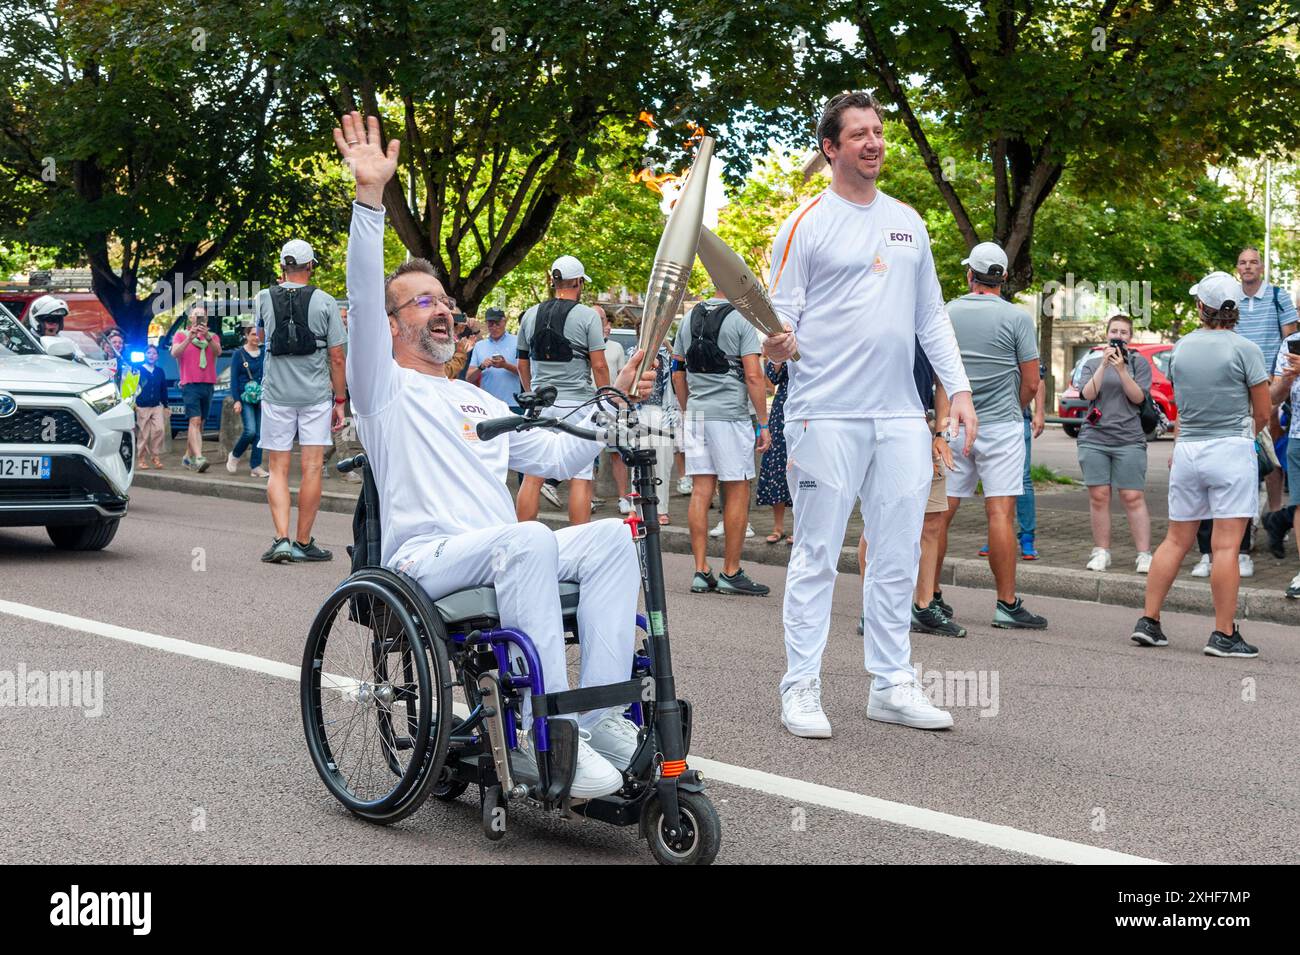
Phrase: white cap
[
  {"left": 1189, "top": 271, "right": 1242, "bottom": 310},
  {"left": 961, "top": 241, "right": 1008, "bottom": 277},
  {"left": 281, "top": 239, "right": 316, "bottom": 267},
  {"left": 549, "top": 255, "right": 590, "bottom": 282}
]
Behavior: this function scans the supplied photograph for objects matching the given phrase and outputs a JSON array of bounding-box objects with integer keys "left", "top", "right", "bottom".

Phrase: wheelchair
[{"left": 299, "top": 387, "right": 721, "bottom": 864}]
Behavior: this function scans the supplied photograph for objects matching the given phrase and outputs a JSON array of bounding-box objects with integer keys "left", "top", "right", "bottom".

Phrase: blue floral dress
[{"left": 756, "top": 361, "right": 792, "bottom": 506}]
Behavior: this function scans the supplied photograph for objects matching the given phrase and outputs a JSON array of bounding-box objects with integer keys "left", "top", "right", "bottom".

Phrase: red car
[{"left": 1057, "top": 342, "right": 1175, "bottom": 439}]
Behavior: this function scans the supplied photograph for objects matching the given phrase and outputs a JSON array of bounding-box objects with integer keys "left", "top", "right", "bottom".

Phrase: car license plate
[
  {"left": 0, "top": 456, "right": 51, "bottom": 480},
  {"left": 169, "top": 404, "right": 185, "bottom": 415}
]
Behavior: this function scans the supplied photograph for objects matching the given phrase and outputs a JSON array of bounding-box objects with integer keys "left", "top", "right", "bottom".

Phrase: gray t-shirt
[
  {"left": 945, "top": 293, "right": 1039, "bottom": 424},
  {"left": 256, "top": 284, "right": 346, "bottom": 407},
  {"left": 1077, "top": 350, "right": 1153, "bottom": 448},
  {"left": 671, "top": 303, "right": 762, "bottom": 421},
  {"left": 1169, "top": 329, "right": 1269, "bottom": 442},
  {"left": 517, "top": 301, "right": 604, "bottom": 404}
]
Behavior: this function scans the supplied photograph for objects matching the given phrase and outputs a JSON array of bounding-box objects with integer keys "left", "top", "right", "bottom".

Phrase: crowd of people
[{"left": 21, "top": 95, "right": 1295, "bottom": 771}]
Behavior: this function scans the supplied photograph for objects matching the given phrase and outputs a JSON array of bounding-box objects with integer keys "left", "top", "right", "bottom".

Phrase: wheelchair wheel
[
  {"left": 301, "top": 575, "right": 450, "bottom": 819},
  {"left": 641, "top": 790, "right": 721, "bottom": 866}
]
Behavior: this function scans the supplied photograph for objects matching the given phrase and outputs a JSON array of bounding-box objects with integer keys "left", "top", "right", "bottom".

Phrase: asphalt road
[{"left": 1, "top": 486, "right": 1296, "bottom": 865}]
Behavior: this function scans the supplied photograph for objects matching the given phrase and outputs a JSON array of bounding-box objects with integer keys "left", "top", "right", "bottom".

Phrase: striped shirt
[{"left": 1236, "top": 283, "right": 1297, "bottom": 370}]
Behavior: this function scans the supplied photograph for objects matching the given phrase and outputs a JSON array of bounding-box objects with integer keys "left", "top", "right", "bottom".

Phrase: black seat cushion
[{"left": 434, "top": 581, "right": 580, "bottom": 626}]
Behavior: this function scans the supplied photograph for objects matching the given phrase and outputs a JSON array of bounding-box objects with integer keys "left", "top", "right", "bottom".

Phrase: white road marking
[{"left": 1, "top": 597, "right": 1164, "bottom": 865}]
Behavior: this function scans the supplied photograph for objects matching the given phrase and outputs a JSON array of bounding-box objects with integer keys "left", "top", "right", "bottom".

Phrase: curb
[{"left": 132, "top": 471, "right": 1297, "bottom": 626}]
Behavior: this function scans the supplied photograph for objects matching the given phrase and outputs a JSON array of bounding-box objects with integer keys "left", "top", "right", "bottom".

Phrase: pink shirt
[{"left": 175, "top": 329, "right": 221, "bottom": 385}]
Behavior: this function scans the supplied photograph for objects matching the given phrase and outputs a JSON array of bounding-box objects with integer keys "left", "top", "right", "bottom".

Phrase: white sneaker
[
  {"left": 225, "top": 452, "right": 238, "bottom": 474},
  {"left": 677, "top": 477, "right": 693, "bottom": 495},
  {"left": 1191, "top": 554, "right": 1212, "bottom": 578},
  {"left": 708, "top": 520, "right": 725, "bottom": 538},
  {"left": 745, "top": 523, "right": 755, "bottom": 539},
  {"left": 781, "top": 678, "right": 832, "bottom": 738},
  {"left": 617, "top": 497, "right": 633, "bottom": 515},
  {"left": 1086, "top": 547, "right": 1111, "bottom": 572},
  {"left": 867, "top": 680, "right": 954, "bottom": 730},
  {"left": 249, "top": 466, "right": 270, "bottom": 478},
  {"left": 511, "top": 725, "right": 622, "bottom": 799},
  {"left": 1239, "top": 553, "right": 1254, "bottom": 578},
  {"left": 586, "top": 713, "right": 640, "bottom": 770},
  {"left": 1135, "top": 552, "right": 1152, "bottom": 574},
  {"left": 539, "top": 483, "right": 563, "bottom": 509}
]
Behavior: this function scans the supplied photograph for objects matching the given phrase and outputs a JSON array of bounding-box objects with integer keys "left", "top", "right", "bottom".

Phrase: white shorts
[
  {"left": 259, "top": 399, "right": 333, "bottom": 451},
  {"left": 541, "top": 402, "right": 594, "bottom": 480},
  {"left": 945, "top": 420, "right": 1025, "bottom": 498},
  {"left": 1168, "top": 437, "right": 1259, "bottom": 522},
  {"left": 685, "top": 418, "right": 755, "bottom": 481}
]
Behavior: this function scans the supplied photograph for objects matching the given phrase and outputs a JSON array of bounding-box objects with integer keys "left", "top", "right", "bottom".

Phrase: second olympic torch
[
  {"left": 635, "top": 136, "right": 715, "bottom": 380},
  {"left": 697, "top": 226, "right": 799, "bottom": 361}
]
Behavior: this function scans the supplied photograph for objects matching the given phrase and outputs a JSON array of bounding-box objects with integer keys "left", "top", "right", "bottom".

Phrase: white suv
[{"left": 0, "top": 305, "right": 134, "bottom": 550}]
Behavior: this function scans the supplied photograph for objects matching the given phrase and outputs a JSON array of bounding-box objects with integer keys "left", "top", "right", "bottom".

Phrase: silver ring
[{"left": 347, "top": 140, "right": 360, "bottom": 146}]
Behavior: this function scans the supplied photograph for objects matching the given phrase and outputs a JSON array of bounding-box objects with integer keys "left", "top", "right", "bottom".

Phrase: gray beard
[{"left": 400, "top": 319, "right": 455, "bottom": 364}]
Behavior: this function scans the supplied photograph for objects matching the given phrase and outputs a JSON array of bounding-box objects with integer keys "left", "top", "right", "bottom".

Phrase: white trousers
[
  {"left": 396, "top": 518, "right": 639, "bottom": 729},
  {"left": 781, "top": 417, "right": 931, "bottom": 693}
]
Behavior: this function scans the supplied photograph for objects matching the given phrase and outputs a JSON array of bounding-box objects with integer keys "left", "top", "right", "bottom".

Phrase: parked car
[
  {"left": 1058, "top": 342, "right": 1175, "bottom": 439},
  {"left": 0, "top": 304, "right": 134, "bottom": 550}
]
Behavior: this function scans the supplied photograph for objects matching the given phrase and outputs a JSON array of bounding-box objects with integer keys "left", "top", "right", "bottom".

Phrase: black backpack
[
  {"left": 685, "top": 300, "right": 738, "bottom": 376},
  {"left": 267, "top": 284, "right": 325, "bottom": 357},
  {"left": 530, "top": 298, "right": 581, "bottom": 362}
]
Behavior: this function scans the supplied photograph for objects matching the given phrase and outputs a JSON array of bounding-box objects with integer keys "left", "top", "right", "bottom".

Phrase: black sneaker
[
  {"left": 992, "top": 597, "right": 1048, "bottom": 630},
  {"left": 933, "top": 591, "right": 954, "bottom": 619},
  {"left": 1262, "top": 509, "right": 1291, "bottom": 559},
  {"left": 691, "top": 569, "right": 718, "bottom": 593},
  {"left": 717, "top": 568, "right": 770, "bottom": 596},
  {"left": 1203, "top": 627, "right": 1259, "bottom": 658},
  {"left": 1130, "top": 615, "right": 1168, "bottom": 647},
  {"left": 912, "top": 602, "right": 966, "bottom": 638},
  {"left": 261, "top": 537, "right": 293, "bottom": 563},
  {"left": 1287, "top": 576, "right": 1300, "bottom": 600},
  {"left": 291, "top": 538, "right": 333, "bottom": 562}
]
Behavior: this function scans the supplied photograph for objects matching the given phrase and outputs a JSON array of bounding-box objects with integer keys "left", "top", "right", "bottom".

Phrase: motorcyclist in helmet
[{"left": 28, "top": 295, "right": 70, "bottom": 338}]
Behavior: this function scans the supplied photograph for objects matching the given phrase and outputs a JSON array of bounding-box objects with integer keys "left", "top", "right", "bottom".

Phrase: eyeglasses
[{"left": 387, "top": 293, "right": 457, "bottom": 316}]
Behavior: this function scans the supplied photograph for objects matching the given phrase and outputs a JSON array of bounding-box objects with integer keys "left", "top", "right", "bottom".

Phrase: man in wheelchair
[{"left": 336, "top": 113, "right": 657, "bottom": 799}]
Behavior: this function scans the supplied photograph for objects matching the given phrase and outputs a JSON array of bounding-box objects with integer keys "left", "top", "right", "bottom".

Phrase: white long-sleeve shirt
[
  {"left": 768, "top": 188, "right": 970, "bottom": 421},
  {"left": 346, "top": 203, "right": 603, "bottom": 566}
]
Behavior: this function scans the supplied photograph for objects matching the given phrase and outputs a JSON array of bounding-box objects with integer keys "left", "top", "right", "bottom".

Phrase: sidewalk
[{"left": 132, "top": 444, "right": 1299, "bottom": 625}]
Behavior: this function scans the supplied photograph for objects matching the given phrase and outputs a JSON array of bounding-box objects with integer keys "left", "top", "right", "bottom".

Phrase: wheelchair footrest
[
  {"left": 544, "top": 718, "right": 579, "bottom": 804},
  {"left": 534, "top": 679, "right": 647, "bottom": 718}
]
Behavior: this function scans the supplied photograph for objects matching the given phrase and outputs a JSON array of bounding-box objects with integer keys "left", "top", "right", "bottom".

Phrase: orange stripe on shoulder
[{"left": 770, "top": 195, "right": 822, "bottom": 293}]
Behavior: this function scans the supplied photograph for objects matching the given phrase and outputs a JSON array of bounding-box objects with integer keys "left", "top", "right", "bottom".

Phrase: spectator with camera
[
  {"left": 169, "top": 303, "right": 222, "bottom": 472},
  {"left": 1077, "top": 315, "right": 1154, "bottom": 574},
  {"left": 1132, "top": 272, "right": 1271, "bottom": 658}
]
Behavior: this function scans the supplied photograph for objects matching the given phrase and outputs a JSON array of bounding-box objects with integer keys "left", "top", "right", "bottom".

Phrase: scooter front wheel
[{"left": 642, "top": 789, "right": 721, "bottom": 865}]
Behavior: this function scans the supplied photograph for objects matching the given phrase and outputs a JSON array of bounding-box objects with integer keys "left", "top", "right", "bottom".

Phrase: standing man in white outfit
[
  {"left": 764, "top": 91, "right": 977, "bottom": 737},
  {"left": 333, "top": 113, "right": 656, "bottom": 798}
]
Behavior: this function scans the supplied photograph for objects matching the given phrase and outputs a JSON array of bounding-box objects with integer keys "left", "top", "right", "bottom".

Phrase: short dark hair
[
  {"left": 1200, "top": 300, "right": 1240, "bottom": 330},
  {"left": 385, "top": 258, "right": 439, "bottom": 312},
  {"left": 817, "top": 90, "right": 885, "bottom": 160},
  {"left": 1107, "top": 314, "right": 1134, "bottom": 332}
]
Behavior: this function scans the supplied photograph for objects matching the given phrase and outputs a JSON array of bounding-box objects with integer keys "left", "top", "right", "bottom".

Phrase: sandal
[
  {"left": 765, "top": 532, "right": 784, "bottom": 544},
  {"left": 785, "top": 536, "right": 794, "bottom": 546},
  {"left": 658, "top": 513, "right": 671, "bottom": 526}
]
